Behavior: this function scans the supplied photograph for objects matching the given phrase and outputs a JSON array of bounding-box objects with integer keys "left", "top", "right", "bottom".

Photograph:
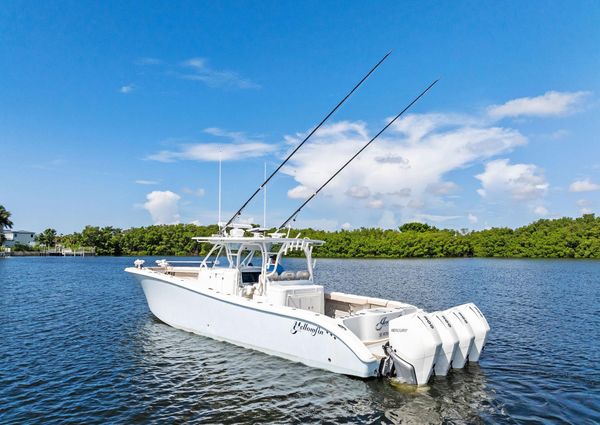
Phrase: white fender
[
  {"left": 388, "top": 312, "right": 442, "bottom": 385},
  {"left": 454, "top": 303, "right": 490, "bottom": 362},
  {"left": 428, "top": 312, "right": 459, "bottom": 376},
  {"left": 444, "top": 308, "right": 475, "bottom": 369}
]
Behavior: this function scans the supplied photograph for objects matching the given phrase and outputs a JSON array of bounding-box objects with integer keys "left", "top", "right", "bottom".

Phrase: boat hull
[{"left": 130, "top": 269, "right": 381, "bottom": 378}]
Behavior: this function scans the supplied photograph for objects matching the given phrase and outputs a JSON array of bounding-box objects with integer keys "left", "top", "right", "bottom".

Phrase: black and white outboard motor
[{"left": 381, "top": 303, "right": 490, "bottom": 385}]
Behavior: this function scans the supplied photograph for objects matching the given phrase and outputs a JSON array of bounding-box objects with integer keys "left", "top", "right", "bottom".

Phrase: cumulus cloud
[
  {"left": 282, "top": 114, "right": 526, "bottom": 225},
  {"left": 345, "top": 186, "right": 371, "bottom": 199},
  {"left": 534, "top": 206, "right": 549, "bottom": 216},
  {"left": 488, "top": 91, "right": 589, "bottom": 119},
  {"left": 476, "top": 159, "right": 548, "bottom": 201},
  {"left": 119, "top": 84, "right": 135, "bottom": 94},
  {"left": 147, "top": 128, "right": 276, "bottom": 162},
  {"left": 374, "top": 154, "right": 410, "bottom": 166},
  {"left": 341, "top": 222, "right": 352, "bottom": 230},
  {"left": 143, "top": 191, "right": 181, "bottom": 224},
  {"left": 180, "top": 58, "right": 260, "bottom": 89},
  {"left": 569, "top": 178, "right": 600, "bottom": 192},
  {"left": 287, "top": 185, "right": 313, "bottom": 199}
]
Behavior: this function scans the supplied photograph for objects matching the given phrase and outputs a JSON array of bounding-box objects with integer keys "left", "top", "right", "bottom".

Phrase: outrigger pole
[
  {"left": 221, "top": 51, "right": 392, "bottom": 232},
  {"left": 279, "top": 79, "right": 439, "bottom": 230}
]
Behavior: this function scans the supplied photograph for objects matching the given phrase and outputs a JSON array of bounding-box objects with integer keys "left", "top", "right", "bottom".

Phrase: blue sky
[{"left": 2, "top": 1, "right": 600, "bottom": 233}]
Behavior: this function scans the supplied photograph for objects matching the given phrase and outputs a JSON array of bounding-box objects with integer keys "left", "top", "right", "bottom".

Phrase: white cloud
[
  {"left": 119, "top": 84, "right": 135, "bottom": 94},
  {"left": 476, "top": 159, "right": 548, "bottom": 201},
  {"left": 468, "top": 213, "right": 478, "bottom": 224},
  {"left": 135, "top": 180, "right": 159, "bottom": 185},
  {"left": 387, "top": 188, "right": 412, "bottom": 197},
  {"left": 488, "top": 91, "right": 589, "bottom": 119},
  {"left": 345, "top": 186, "right": 371, "bottom": 199},
  {"left": 581, "top": 207, "right": 593, "bottom": 215},
  {"left": 341, "top": 222, "right": 352, "bottom": 230},
  {"left": 143, "top": 191, "right": 181, "bottom": 224},
  {"left": 534, "top": 206, "right": 549, "bottom": 216},
  {"left": 183, "top": 187, "right": 206, "bottom": 197},
  {"left": 287, "top": 185, "right": 313, "bottom": 199},
  {"left": 367, "top": 199, "right": 384, "bottom": 209},
  {"left": 147, "top": 128, "right": 276, "bottom": 162},
  {"left": 374, "top": 154, "right": 410, "bottom": 166},
  {"left": 569, "top": 178, "right": 600, "bottom": 192},
  {"left": 180, "top": 58, "right": 260, "bottom": 89},
  {"left": 282, "top": 114, "right": 526, "bottom": 224}
]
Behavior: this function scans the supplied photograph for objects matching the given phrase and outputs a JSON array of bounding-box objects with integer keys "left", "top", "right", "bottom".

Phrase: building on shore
[{"left": 1, "top": 230, "right": 36, "bottom": 248}]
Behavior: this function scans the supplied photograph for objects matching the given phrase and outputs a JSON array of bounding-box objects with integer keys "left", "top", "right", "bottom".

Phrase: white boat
[
  {"left": 127, "top": 55, "right": 490, "bottom": 385},
  {"left": 125, "top": 226, "right": 490, "bottom": 385}
]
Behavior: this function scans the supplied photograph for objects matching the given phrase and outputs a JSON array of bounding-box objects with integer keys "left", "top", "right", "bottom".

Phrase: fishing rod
[
  {"left": 221, "top": 51, "right": 392, "bottom": 232},
  {"left": 279, "top": 79, "right": 439, "bottom": 230}
]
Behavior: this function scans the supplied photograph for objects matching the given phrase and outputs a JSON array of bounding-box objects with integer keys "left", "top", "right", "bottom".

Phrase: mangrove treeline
[{"left": 39, "top": 214, "right": 600, "bottom": 258}]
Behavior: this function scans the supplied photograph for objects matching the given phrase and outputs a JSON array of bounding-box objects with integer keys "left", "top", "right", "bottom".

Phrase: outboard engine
[
  {"left": 443, "top": 307, "right": 475, "bottom": 369},
  {"left": 454, "top": 303, "right": 490, "bottom": 362},
  {"left": 427, "top": 312, "right": 459, "bottom": 376},
  {"left": 385, "top": 312, "right": 442, "bottom": 385}
]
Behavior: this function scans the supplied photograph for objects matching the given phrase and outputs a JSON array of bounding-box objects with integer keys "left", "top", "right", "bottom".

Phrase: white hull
[
  {"left": 126, "top": 231, "right": 490, "bottom": 386},
  {"left": 130, "top": 269, "right": 381, "bottom": 378}
]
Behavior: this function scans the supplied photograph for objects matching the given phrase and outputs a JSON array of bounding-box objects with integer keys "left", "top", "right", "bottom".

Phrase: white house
[{"left": 1, "top": 230, "right": 36, "bottom": 248}]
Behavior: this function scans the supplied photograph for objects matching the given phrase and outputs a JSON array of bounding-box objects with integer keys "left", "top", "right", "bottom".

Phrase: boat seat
[
  {"left": 326, "top": 292, "right": 369, "bottom": 306},
  {"left": 367, "top": 297, "right": 389, "bottom": 306}
]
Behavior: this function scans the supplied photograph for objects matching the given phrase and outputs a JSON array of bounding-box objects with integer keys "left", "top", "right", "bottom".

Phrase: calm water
[{"left": 1, "top": 257, "right": 599, "bottom": 424}]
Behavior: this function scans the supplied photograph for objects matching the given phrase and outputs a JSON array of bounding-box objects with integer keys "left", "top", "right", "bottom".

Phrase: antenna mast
[
  {"left": 279, "top": 79, "right": 439, "bottom": 229},
  {"left": 263, "top": 162, "right": 267, "bottom": 228},
  {"left": 221, "top": 51, "right": 392, "bottom": 232},
  {"left": 218, "top": 151, "right": 222, "bottom": 227}
]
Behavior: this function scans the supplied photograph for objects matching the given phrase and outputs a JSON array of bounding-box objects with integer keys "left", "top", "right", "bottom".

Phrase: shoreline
[{"left": 3, "top": 253, "right": 599, "bottom": 261}]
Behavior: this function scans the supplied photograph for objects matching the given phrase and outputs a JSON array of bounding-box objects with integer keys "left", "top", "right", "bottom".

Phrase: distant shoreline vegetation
[{"left": 20, "top": 214, "right": 600, "bottom": 259}]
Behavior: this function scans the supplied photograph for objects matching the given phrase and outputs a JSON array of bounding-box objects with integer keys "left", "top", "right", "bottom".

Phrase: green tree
[
  {"left": 35, "top": 228, "right": 58, "bottom": 247},
  {"left": 0, "top": 205, "right": 14, "bottom": 244},
  {"left": 399, "top": 222, "right": 438, "bottom": 233}
]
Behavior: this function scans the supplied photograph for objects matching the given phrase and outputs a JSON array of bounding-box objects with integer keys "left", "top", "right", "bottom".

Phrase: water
[{"left": 1, "top": 257, "right": 599, "bottom": 424}]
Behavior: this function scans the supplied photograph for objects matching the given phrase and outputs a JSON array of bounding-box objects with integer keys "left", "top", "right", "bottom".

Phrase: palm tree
[{"left": 0, "top": 205, "right": 14, "bottom": 245}]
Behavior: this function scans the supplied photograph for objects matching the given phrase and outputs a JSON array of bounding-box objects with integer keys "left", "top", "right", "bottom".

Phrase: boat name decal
[
  {"left": 291, "top": 321, "right": 324, "bottom": 336},
  {"left": 375, "top": 316, "right": 389, "bottom": 331}
]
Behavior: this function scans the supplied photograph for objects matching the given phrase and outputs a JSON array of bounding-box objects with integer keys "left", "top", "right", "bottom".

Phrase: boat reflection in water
[
  {"left": 376, "top": 364, "right": 497, "bottom": 424},
  {"left": 129, "top": 315, "right": 497, "bottom": 424}
]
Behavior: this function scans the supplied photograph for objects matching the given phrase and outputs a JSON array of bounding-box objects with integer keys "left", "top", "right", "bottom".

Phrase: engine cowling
[
  {"left": 453, "top": 303, "right": 490, "bottom": 362},
  {"left": 387, "top": 312, "right": 442, "bottom": 385},
  {"left": 427, "top": 312, "right": 459, "bottom": 376}
]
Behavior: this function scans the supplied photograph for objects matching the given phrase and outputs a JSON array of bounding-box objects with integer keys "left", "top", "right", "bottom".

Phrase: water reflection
[{"left": 129, "top": 314, "right": 506, "bottom": 424}]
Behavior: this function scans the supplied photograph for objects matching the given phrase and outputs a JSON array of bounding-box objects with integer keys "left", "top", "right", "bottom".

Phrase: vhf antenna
[
  {"left": 279, "top": 79, "right": 439, "bottom": 229},
  {"left": 221, "top": 51, "right": 392, "bottom": 232}
]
